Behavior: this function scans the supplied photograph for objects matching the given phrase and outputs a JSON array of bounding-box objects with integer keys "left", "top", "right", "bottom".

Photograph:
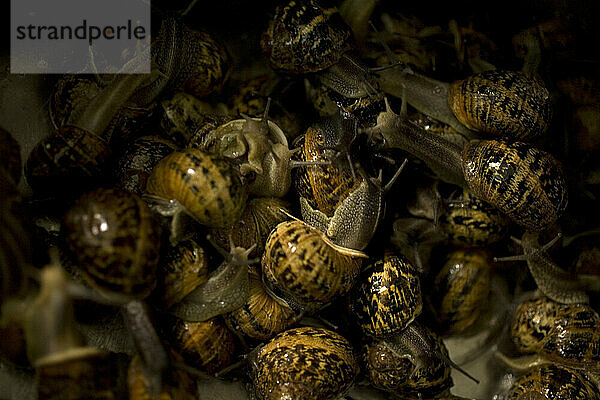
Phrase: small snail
[
  {"left": 507, "top": 364, "right": 600, "bottom": 400},
  {"left": 145, "top": 148, "right": 248, "bottom": 229},
  {"left": 377, "top": 68, "right": 552, "bottom": 140},
  {"left": 249, "top": 326, "right": 359, "bottom": 400},
  {"left": 494, "top": 233, "right": 589, "bottom": 304},
  {"left": 262, "top": 219, "right": 365, "bottom": 312},
  {"left": 366, "top": 100, "right": 568, "bottom": 232},
  {"left": 128, "top": 352, "right": 197, "bottom": 400},
  {"left": 430, "top": 248, "right": 491, "bottom": 335}
]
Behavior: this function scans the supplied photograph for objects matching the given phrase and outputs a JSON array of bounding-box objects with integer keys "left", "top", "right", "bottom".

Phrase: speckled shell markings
[
  {"left": 250, "top": 326, "right": 359, "bottom": 400},
  {"left": 508, "top": 364, "right": 600, "bottom": 400},
  {"left": 293, "top": 126, "right": 357, "bottom": 217},
  {"left": 169, "top": 317, "right": 235, "bottom": 375},
  {"left": 461, "top": 140, "right": 568, "bottom": 232},
  {"left": 261, "top": 0, "right": 353, "bottom": 75},
  {"left": 448, "top": 70, "right": 552, "bottom": 141},
  {"left": 262, "top": 220, "right": 363, "bottom": 308},
  {"left": 145, "top": 149, "right": 247, "bottom": 228},
  {"left": 431, "top": 249, "right": 491, "bottom": 335},
  {"left": 63, "top": 188, "right": 161, "bottom": 300},
  {"left": 224, "top": 267, "right": 299, "bottom": 340},
  {"left": 350, "top": 252, "right": 422, "bottom": 337}
]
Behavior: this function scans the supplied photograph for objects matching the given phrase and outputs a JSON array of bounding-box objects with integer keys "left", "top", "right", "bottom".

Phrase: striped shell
[
  {"left": 145, "top": 149, "right": 247, "bottom": 228},
  {"left": 169, "top": 317, "right": 235, "bottom": 375},
  {"left": 461, "top": 140, "right": 568, "bottom": 232},
  {"left": 448, "top": 70, "right": 552, "bottom": 141},
  {"left": 508, "top": 364, "right": 600, "bottom": 400},
  {"left": 63, "top": 188, "right": 161, "bottom": 301},
  {"left": 350, "top": 252, "right": 422, "bottom": 337},
  {"left": 262, "top": 220, "right": 364, "bottom": 309},
  {"left": 261, "top": 0, "right": 353, "bottom": 75},
  {"left": 224, "top": 267, "right": 299, "bottom": 340},
  {"left": 250, "top": 326, "right": 358, "bottom": 400}
]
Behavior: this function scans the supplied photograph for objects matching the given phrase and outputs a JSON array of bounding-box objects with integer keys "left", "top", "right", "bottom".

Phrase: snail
[
  {"left": 62, "top": 188, "right": 167, "bottom": 396},
  {"left": 144, "top": 148, "right": 248, "bottom": 230},
  {"left": 261, "top": 219, "right": 365, "bottom": 312},
  {"left": 249, "top": 326, "right": 359, "bottom": 400},
  {"left": 494, "top": 233, "right": 589, "bottom": 304},
  {"left": 430, "top": 248, "right": 491, "bottom": 335},
  {"left": 507, "top": 364, "right": 600, "bottom": 400},
  {"left": 497, "top": 295, "right": 600, "bottom": 373},
  {"left": 365, "top": 99, "right": 568, "bottom": 232},
  {"left": 376, "top": 68, "right": 552, "bottom": 140},
  {"left": 224, "top": 266, "right": 301, "bottom": 340}
]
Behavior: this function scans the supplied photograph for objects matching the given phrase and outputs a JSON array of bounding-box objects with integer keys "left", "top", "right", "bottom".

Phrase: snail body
[
  {"left": 249, "top": 326, "right": 359, "bottom": 400},
  {"left": 508, "top": 364, "right": 600, "bottom": 400}
]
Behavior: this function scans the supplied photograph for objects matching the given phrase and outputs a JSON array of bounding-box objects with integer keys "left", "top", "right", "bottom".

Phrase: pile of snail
[{"left": 1, "top": 0, "right": 600, "bottom": 399}]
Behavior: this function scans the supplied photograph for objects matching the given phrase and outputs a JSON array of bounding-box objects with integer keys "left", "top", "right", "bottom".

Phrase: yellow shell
[
  {"left": 145, "top": 149, "right": 247, "bottom": 228},
  {"left": 262, "top": 220, "right": 364, "bottom": 309},
  {"left": 508, "top": 364, "right": 600, "bottom": 400},
  {"left": 128, "top": 352, "right": 197, "bottom": 400}
]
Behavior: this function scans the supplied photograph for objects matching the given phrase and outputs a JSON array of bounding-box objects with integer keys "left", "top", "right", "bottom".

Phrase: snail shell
[
  {"left": 169, "top": 317, "right": 235, "bottom": 375},
  {"left": 462, "top": 139, "right": 568, "bottom": 232},
  {"left": 350, "top": 251, "right": 422, "bottom": 337},
  {"left": 448, "top": 70, "right": 552, "bottom": 141},
  {"left": 63, "top": 188, "right": 161, "bottom": 301},
  {"left": 261, "top": 0, "right": 352, "bottom": 75},
  {"left": 508, "top": 364, "right": 600, "bottom": 400},
  {"left": 262, "top": 220, "right": 364, "bottom": 310},
  {"left": 128, "top": 352, "right": 196, "bottom": 400},
  {"left": 224, "top": 267, "right": 300, "bottom": 340},
  {"left": 145, "top": 149, "right": 247, "bottom": 228},
  {"left": 250, "top": 326, "right": 359, "bottom": 400},
  {"left": 431, "top": 248, "right": 491, "bottom": 335}
]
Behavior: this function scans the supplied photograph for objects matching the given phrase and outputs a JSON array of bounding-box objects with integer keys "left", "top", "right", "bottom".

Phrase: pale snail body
[
  {"left": 262, "top": 220, "right": 364, "bottom": 311},
  {"left": 249, "top": 326, "right": 359, "bottom": 400},
  {"left": 508, "top": 364, "right": 600, "bottom": 400},
  {"left": 145, "top": 148, "right": 247, "bottom": 228}
]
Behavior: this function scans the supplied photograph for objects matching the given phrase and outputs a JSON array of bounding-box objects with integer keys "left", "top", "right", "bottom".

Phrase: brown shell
[
  {"left": 48, "top": 75, "right": 102, "bottom": 132},
  {"left": 350, "top": 252, "right": 422, "bottom": 338},
  {"left": 156, "top": 239, "right": 209, "bottom": 308},
  {"left": 128, "top": 352, "right": 197, "bottom": 400},
  {"left": 261, "top": 0, "right": 353, "bottom": 75},
  {"left": 293, "top": 126, "right": 357, "bottom": 217},
  {"left": 448, "top": 70, "right": 552, "bottom": 141},
  {"left": 145, "top": 149, "right": 247, "bottom": 228},
  {"left": 461, "top": 139, "right": 568, "bottom": 232},
  {"left": 25, "top": 125, "right": 112, "bottom": 195},
  {"left": 63, "top": 188, "right": 161, "bottom": 300},
  {"left": 262, "top": 220, "right": 363, "bottom": 309},
  {"left": 508, "top": 364, "right": 600, "bottom": 400},
  {"left": 169, "top": 317, "right": 235, "bottom": 375},
  {"left": 224, "top": 267, "right": 299, "bottom": 340},
  {"left": 440, "top": 189, "right": 510, "bottom": 246},
  {"left": 431, "top": 248, "right": 491, "bottom": 335},
  {"left": 210, "top": 197, "right": 291, "bottom": 258},
  {"left": 0, "top": 127, "right": 22, "bottom": 184},
  {"left": 250, "top": 326, "right": 358, "bottom": 400}
]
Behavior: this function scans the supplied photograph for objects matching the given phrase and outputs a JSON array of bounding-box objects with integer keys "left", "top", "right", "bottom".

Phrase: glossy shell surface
[
  {"left": 461, "top": 139, "right": 568, "bottom": 232},
  {"left": 63, "top": 188, "right": 161, "bottom": 300},
  {"left": 145, "top": 149, "right": 247, "bottom": 228},
  {"left": 250, "top": 326, "right": 358, "bottom": 400},
  {"left": 448, "top": 70, "right": 552, "bottom": 141},
  {"left": 351, "top": 252, "right": 422, "bottom": 337},
  {"left": 508, "top": 364, "right": 600, "bottom": 400}
]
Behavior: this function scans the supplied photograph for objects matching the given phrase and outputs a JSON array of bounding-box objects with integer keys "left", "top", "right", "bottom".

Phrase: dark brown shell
[
  {"left": 261, "top": 0, "right": 353, "bottom": 75},
  {"left": 350, "top": 252, "right": 422, "bottom": 337},
  {"left": 145, "top": 149, "right": 247, "bottom": 228},
  {"left": 224, "top": 267, "right": 299, "bottom": 340},
  {"left": 461, "top": 139, "right": 568, "bottom": 232},
  {"left": 431, "top": 248, "right": 491, "bottom": 335},
  {"left": 25, "top": 126, "right": 112, "bottom": 195},
  {"left": 250, "top": 326, "right": 358, "bottom": 400},
  {"left": 508, "top": 364, "right": 600, "bottom": 400},
  {"left": 448, "top": 70, "right": 552, "bottom": 141},
  {"left": 169, "top": 317, "right": 235, "bottom": 375},
  {"left": 262, "top": 220, "right": 364, "bottom": 309},
  {"left": 210, "top": 197, "right": 291, "bottom": 259},
  {"left": 63, "top": 188, "right": 161, "bottom": 300},
  {"left": 48, "top": 75, "right": 101, "bottom": 132}
]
